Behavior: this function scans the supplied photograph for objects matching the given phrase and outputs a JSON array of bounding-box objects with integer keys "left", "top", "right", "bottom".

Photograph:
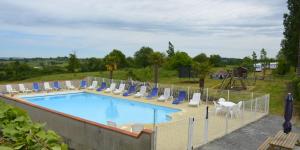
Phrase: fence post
[
  {"left": 204, "top": 106, "right": 209, "bottom": 144},
  {"left": 267, "top": 94, "right": 270, "bottom": 113},
  {"left": 225, "top": 113, "right": 228, "bottom": 134},
  {"left": 227, "top": 90, "right": 230, "bottom": 101},
  {"left": 188, "top": 87, "right": 190, "bottom": 101},
  {"left": 152, "top": 126, "right": 157, "bottom": 150},
  {"left": 187, "top": 117, "right": 195, "bottom": 150},
  {"left": 242, "top": 101, "right": 245, "bottom": 124},
  {"left": 251, "top": 92, "right": 254, "bottom": 112},
  {"left": 153, "top": 109, "right": 157, "bottom": 130},
  {"left": 264, "top": 95, "right": 267, "bottom": 114},
  {"left": 255, "top": 98, "right": 258, "bottom": 117}
]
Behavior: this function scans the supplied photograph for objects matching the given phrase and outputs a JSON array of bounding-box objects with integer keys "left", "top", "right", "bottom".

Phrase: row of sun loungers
[{"left": 4, "top": 80, "right": 202, "bottom": 106}]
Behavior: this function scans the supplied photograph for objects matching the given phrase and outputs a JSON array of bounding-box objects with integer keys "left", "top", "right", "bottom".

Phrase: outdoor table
[
  {"left": 218, "top": 101, "right": 236, "bottom": 108},
  {"left": 269, "top": 130, "right": 299, "bottom": 150}
]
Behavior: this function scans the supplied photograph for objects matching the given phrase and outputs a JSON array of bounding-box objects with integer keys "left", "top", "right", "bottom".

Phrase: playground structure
[{"left": 219, "top": 67, "right": 249, "bottom": 90}]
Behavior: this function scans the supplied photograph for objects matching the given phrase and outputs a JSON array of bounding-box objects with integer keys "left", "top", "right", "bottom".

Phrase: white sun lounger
[
  {"left": 18, "top": 84, "right": 32, "bottom": 93},
  {"left": 131, "top": 124, "right": 144, "bottom": 133},
  {"left": 6, "top": 84, "right": 18, "bottom": 94},
  {"left": 65, "top": 81, "right": 75, "bottom": 90},
  {"left": 113, "top": 83, "right": 126, "bottom": 95},
  {"left": 134, "top": 86, "right": 147, "bottom": 98},
  {"left": 157, "top": 88, "right": 171, "bottom": 102},
  {"left": 44, "top": 82, "right": 53, "bottom": 91},
  {"left": 189, "top": 93, "right": 201, "bottom": 106},
  {"left": 88, "top": 81, "right": 98, "bottom": 90},
  {"left": 104, "top": 83, "right": 116, "bottom": 93}
]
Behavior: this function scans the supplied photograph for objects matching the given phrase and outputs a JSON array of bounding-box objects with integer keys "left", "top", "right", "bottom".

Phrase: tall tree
[
  {"left": 192, "top": 61, "right": 211, "bottom": 91},
  {"left": 260, "top": 48, "right": 268, "bottom": 80},
  {"left": 104, "top": 49, "right": 127, "bottom": 68},
  {"left": 150, "top": 52, "right": 165, "bottom": 87},
  {"left": 166, "top": 41, "right": 175, "bottom": 57},
  {"left": 134, "top": 47, "right": 154, "bottom": 67},
  {"left": 252, "top": 51, "right": 257, "bottom": 81},
  {"left": 105, "top": 55, "right": 118, "bottom": 80},
  {"left": 67, "top": 53, "right": 80, "bottom": 73},
  {"left": 209, "top": 54, "right": 223, "bottom": 67},
  {"left": 280, "top": 0, "right": 300, "bottom": 72},
  {"left": 193, "top": 53, "right": 208, "bottom": 63}
]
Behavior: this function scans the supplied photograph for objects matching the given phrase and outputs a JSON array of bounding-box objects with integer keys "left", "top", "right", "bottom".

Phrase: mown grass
[{"left": 0, "top": 68, "right": 291, "bottom": 115}]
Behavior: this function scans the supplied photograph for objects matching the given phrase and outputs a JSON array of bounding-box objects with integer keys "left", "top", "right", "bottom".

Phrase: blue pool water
[{"left": 21, "top": 92, "right": 180, "bottom": 125}]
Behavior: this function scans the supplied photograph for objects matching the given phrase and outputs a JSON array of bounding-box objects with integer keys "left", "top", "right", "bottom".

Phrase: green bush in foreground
[{"left": 0, "top": 101, "right": 67, "bottom": 150}]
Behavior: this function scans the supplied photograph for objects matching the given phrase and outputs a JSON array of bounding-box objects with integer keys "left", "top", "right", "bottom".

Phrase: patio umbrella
[{"left": 283, "top": 93, "right": 293, "bottom": 134}]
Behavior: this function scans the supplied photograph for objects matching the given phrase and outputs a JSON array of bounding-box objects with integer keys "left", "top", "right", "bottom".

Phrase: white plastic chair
[
  {"left": 88, "top": 81, "right": 98, "bottom": 90},
  {"left": 134, "top": 86, "right": 147, "bottom": 98},
  {"left": 213, "top": 101, "right": 223, "bottom": 115},
  {"left": 218, "top": 98, "right": 226, "bottom": 102},
  {"left": 157, "top": 88, "right": 171, "bottom": 102},
  {"left": 189, "top": 93, "right": 201, "bottom": 106},
  {"left": 131, "top": 124, "right": 144, "bottom": 133},
  {"left": 230, "top": 101, "right": 243, "bottom": 118},
  {"left": 18, "top": 84, "right": 32, "bottom": 93},
  {"left": 44, "top": 82, "right": 53, "bottom": 91},
  {"left": 113, "top": 83, "right": 126, "bottom": 94},
  {"left": 6, "top": 85, "right": 18, "bottom": 94},
  {"left": 65, "top": 81, "right": 75, "bottom": 90},
  {"left": 104, "top": 83, "right": 116, "bottom": 93}
]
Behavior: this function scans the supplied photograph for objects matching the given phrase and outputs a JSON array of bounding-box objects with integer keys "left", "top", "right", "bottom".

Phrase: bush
[{"left": 0, "top": 101, "right": 67, "bottom": 150}]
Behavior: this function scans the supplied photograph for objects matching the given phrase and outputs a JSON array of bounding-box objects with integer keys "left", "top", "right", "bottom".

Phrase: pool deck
[{"left": 7, "top": 89, "right": 267, "bottom": 150}]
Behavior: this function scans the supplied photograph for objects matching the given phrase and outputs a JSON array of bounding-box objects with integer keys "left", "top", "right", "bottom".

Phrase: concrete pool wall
[{"left": 0, "top": 95, "right": 154, "bottom": 150}]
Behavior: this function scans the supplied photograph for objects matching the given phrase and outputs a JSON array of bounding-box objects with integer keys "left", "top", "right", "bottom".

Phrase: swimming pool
[{"left": 21, "top": 92, "right": 180, "bottom": 125}]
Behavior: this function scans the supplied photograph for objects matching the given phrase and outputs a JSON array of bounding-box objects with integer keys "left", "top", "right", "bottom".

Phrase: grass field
[{"left": 0, "top": 68, "right": 295, "bottom": 115}]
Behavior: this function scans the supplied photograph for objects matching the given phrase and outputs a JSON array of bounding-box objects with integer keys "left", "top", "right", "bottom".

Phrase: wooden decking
[{"left": 258, "top": 130, "right": 299, "bottom": 150}]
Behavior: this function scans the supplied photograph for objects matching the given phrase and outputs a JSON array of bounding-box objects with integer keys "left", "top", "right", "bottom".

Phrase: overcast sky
[{"left": 0, "top": 0, "right": 287, "bottom": 58}]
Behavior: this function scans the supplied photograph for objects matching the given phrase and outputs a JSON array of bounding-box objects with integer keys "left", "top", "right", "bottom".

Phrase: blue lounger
[
  {"left": 53, "top": 81, "right": 61, "bottom": 90},
  {"left": 32, "top": 82, "right": 40, "bottom": 92},
  {"left": 123, "top": 85, "right": 136, "bottom": 96},
  {"left": 97, "top": 82, "right": 107, "bottom": 91},
  {"left": 172, "top": 91, "right": 187, "bottom": 104},
  {"left": 80, "top": 80, "right": 87, "bottom": 89},
  {"left": 146, "top": 87, "right": 158, "bottom": 99}
]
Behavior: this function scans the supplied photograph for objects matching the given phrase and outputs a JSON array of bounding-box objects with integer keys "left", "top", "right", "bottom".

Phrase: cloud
[{"left": 0, "top": 0, "right": 287, "bottom": 58}]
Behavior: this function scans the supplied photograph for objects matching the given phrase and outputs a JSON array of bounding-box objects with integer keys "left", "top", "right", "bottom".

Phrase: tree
[
  {"left": 252, "top": 51, "right": 257, "bottom": 81},
  {"left": 134, "top": 47, "right": 154, "bottom": 67},
  {"left": 67, "top": 53, "right": 80, "bottom": 73},
  {"left": 105, "top": 55, "right": 118, "bottom": 80},
  {"left": 260, "top": 48, "right": 268, "bottom": 80},
  {"left": 193, "top": 53, "right": 208, "bottom": 63},
  {"left": 241, "top": 57, "right": 252, "bottom": 70},
  {"left": 279, "top": 0, "right": 300, "bottom": 72},
  {"left": 104, "top": 49, "right": 126, "bottom": 68},
  {"left": 209, "top": 54, "right": 223, "bottom": 67},
  {"left": 166, "top": 41, "right": 175, "bottom": 57},
  {"left": 168, "top": 51, "right": 192, "bottom": 69},
  {"left": 192, "top": 61, "right": 211, "bottom": 91},
  {"left": 277, "top": 52, "right": 290, "bottom": 75},
  {"left": 150, "top": 52, "right": 165, "bottom": 87}
]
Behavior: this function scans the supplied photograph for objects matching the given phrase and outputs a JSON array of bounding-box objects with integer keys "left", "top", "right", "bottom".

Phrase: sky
[{"left": 0, "top": 0, "right": 287, "bottom": 58}]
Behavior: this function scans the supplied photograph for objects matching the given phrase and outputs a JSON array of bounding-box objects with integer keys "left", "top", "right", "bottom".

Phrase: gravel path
[{"left": 197, "top": 115, "right": 300, "bottom": 150}]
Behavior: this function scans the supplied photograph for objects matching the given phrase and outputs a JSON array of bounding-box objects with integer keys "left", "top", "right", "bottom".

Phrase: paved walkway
[{"left": 197, "top": 115, "right": 300, "bottom": 150}]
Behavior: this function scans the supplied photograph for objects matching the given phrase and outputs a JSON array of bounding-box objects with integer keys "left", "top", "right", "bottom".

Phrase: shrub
[{"left": 0, "top": 101, "right": 67, "bottom": 150}]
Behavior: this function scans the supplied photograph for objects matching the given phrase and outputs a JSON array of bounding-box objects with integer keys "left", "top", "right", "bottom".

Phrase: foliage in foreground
[{"left": 0, "top": 101, "right": 67, "bottom": 150}]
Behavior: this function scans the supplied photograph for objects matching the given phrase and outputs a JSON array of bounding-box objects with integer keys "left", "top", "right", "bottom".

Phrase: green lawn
[{"left": 0, "top": 68, "right": 292, "bottom": 115}]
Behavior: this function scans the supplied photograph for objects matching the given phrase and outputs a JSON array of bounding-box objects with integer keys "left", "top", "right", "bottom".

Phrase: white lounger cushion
[
  {"left": 134, "top": 86, "right": 147, "bottom": 97},
  {"left": 105, "top": 83, "right": 116, "bottom": 93},
  {"left": 88, "top": 81, "right": 98, "bottom": 89},
  {"left": 113, "top": 83, "right": 126, "bottom": 94},
  {"left": 157, "top": 88, "right": 171, "bottom": 101},
  {"left": 189, "top": 93, "right": 201, "bottom": 106},
  {"left": 6, "top": 85, "right": 18, "bottom": 94},
  {"left": 66, "top": 81, "right": 75, "bottom": 89},
  {"left": 44, "top": 82, "right": 53, "bottom": 91},
  {"left": 18, "top": 84, "right": 32, "bottom": 93}
]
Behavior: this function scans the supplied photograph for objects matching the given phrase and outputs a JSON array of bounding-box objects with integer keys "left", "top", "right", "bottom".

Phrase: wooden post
[{"left": 297, "top": 33, "right": 300, "bottom": 76}]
